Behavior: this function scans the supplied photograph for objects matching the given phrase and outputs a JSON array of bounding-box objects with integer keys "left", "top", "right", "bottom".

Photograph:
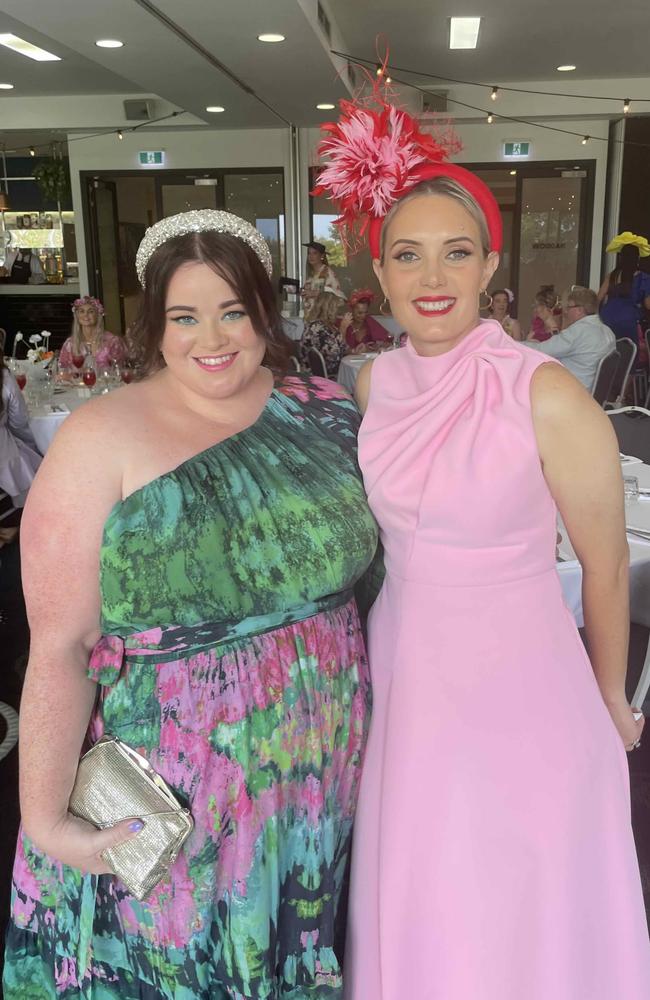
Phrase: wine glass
[
  {"left": 15, "top": 371, "right": 27, "bottom": 391},
  {"left": 120, "top": 361, "right": 134, "bottom": 384},
  {"left": 82, "top": 355, "right": 97, "bottom": 391}
]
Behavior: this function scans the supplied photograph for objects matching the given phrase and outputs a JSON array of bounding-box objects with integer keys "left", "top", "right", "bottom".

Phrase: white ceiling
[
  {"left": 329, "top": 0, "right": 650, "bottom": 84},
  {"left": 0, "top": 0, "right": 647, "bottom": 140}
]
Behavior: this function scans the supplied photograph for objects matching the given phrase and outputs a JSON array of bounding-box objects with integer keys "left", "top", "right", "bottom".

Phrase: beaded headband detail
[{"left": 135, "top": 210, "right": 273, "bottom": 287}]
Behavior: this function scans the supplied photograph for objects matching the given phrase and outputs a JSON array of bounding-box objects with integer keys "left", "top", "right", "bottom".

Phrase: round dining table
[{"left": 28, "top": 386, "right": 92, "bottom": 454}]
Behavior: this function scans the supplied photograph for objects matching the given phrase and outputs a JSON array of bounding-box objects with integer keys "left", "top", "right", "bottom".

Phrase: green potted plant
[{"left": 33, "top": 160, "right": 71, "bottom": 207}]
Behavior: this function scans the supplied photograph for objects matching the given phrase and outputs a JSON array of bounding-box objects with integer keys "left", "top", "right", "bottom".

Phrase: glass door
[
  {"left": 87, "top": 178, "right": 123, "bottom": 333},
  {"left": 517, "top": 173, "right": 585, "bottom": 328}
]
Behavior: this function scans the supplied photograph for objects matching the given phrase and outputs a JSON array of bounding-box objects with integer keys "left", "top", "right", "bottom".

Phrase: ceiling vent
[{"left": 123, "top": 99, "right": 154, "bottom": 121}]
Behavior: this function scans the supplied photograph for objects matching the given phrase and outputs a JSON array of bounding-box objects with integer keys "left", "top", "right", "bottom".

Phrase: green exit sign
[
  {"left": 138, "top": 150, "right": 165, "bottom": 166},
  {"left": 503, "top": 141, "right": 530, "bottom": 158}
]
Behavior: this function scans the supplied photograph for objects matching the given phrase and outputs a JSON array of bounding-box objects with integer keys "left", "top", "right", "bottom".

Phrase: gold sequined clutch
[{"left": 68, "top": 734, "right": 193, "bottom": 901}]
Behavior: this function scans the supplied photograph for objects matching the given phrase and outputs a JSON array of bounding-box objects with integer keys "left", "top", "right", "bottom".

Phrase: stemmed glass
[
  {"left": 82, "top": 354, "right": 97, "bottom": 391},
  {"left": 71, "top": 347, "right": 86, "bottom": 379}
]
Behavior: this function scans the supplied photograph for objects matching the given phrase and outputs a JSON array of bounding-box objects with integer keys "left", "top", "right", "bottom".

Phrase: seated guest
[
  {"left": 528, "top": 285, "right": 561, "bottom": 341},
  {"left": 340, "top": 288, "right": 391, "bottom": 353},
  {"left": 490, "top": 288, "right": 522, "bottom": 340},
  {"left": 0, "top": 357, "right": 42, "bottom": 542},
  {"left": 299, "top": 290, "right": 347, "bottom": 377},
  {"left": 526, "top": 286, "right": 615, "bottom": 390},
  {"left": 59, "top": 296, "right": 125, "bottom": 370}
]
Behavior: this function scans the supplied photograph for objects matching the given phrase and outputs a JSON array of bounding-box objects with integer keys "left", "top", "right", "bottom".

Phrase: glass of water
[{"left": 624, "top": 475, "right": 640, "bottom": 501}]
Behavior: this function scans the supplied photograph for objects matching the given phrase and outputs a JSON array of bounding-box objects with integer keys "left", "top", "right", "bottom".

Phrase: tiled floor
[{"left": 1, "top": 545, "right": 649, "bottom": 994}]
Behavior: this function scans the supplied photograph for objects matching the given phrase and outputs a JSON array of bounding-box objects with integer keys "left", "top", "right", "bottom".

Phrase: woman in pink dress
[
  {"left": 59, "top": 296, "right": 126, "bottom": 370},
  {"left": 316, "top": 99, "right": 650, "bottom": 999}
]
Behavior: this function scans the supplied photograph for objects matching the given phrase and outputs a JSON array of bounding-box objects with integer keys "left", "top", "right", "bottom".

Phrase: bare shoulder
[
  {"left": 49, "top": 380, "right": 150, "bottom": 456},
  {"left": 354, "top": 359, "right": 376, "bottom": 414},
  {"left": 530, "top": 360, "right": 617, "bottom": 456}
]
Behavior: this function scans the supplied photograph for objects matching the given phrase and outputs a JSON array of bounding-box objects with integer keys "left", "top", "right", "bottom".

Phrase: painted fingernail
[{"left": 128, "top": 820, "right": 144, "bottom": 833}]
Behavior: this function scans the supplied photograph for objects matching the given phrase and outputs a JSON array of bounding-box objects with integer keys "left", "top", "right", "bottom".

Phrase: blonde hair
[
  {"left": 71, "top": 305, "right": 105, "bottom": 355},
  {"left": 308, "top": 291, "right": 342, "bottom": 326},
  {"left": 566, "top": 286, "right": 598, "bottom": 315},
  {"left": 380, "top": 176, "right": 491, "bottom": 262}
]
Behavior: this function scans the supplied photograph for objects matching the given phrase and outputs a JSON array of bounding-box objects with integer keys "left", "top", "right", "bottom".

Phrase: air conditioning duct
[{"left": 123, "top": 99, "right": 155, "bottom": 121}]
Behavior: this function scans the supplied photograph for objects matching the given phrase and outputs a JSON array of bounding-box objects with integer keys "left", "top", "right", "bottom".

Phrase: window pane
[
  {"left": 518, "top": 176, "right": 582, "bottom": 333},
  {"left": 223, "top": 173, "right": 285, "bottom": 279},
  {"left": 161, "top": 183, "right": 217, "bottom": 216}
]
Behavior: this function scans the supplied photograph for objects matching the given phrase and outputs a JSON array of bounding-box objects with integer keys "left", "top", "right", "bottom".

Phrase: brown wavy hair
[{"left": 129, "top": 230, "right": 292, "bottom": 377}]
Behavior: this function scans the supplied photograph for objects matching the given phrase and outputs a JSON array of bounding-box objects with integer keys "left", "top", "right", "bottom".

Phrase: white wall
[{"left": 68, "top": 127, "right": 293, "bottom": 292}]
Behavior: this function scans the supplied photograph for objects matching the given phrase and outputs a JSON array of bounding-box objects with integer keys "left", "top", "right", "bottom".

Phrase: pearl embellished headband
[{"left": 135, "top": 210, "right": 273, "bottom": 287}]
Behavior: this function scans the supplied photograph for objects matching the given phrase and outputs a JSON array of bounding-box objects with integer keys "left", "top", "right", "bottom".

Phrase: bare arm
[
  {"left": 531, "top": 363, "right": 643, "bottom": 750},
  {"left": 597, "top": 275, "right": 610, "bottom": 306},
  {"left": 354, "top": 359, "right": 375, "bottom": 415},
  {"left": 19, "top": 398, "right": 144, "bottom": 867},
  {"left": 509, "top": 318, "right": 522, "bottom": 341}
]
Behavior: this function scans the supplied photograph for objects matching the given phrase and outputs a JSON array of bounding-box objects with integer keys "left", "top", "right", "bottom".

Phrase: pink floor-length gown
[{"left": 346, "top": 320, "right": 650, "bottom": 999}]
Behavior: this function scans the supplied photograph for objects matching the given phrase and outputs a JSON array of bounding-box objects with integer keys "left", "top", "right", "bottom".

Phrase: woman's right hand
[
  {"left": 28, "top": 812, "right": 145, "bottom": 874},
  {"left": 340, "top": 311, "right": 353, "bottom": 332},
  {"left": 605, "top": 696, "right": 645, "bottom": 752}
]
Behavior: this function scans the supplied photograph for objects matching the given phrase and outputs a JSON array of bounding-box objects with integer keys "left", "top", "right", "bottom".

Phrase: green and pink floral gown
[{"left": 4, "top": 375, "right": 379, "bottom": 1000}]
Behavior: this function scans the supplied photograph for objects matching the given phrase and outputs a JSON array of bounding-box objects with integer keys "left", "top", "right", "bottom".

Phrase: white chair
[
  {"left": 605, "top": 337, "right": 637, "bottom": 408},
  {"left": 307, "top": 347, "right": 328, "bottom": 379},
  {"left": 288, "top": 355, "right": 301, "bottom": 372}
]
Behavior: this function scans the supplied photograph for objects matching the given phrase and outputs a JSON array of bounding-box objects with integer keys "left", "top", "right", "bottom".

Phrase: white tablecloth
[
  {"left": 28, "top": 387, "right": 90, "bottom": 454},
  {"left": 337, "top": 353, "right": 378, "bottom": 394}
]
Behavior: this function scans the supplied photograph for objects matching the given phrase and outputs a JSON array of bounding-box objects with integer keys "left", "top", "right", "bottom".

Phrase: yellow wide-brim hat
[{"left": 606, "top": 231, "right": 650, "bottom": 257}]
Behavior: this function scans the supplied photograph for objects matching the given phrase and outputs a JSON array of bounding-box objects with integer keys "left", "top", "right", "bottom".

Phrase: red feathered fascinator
[
  {"left": 313, "top": 97, "right": 502, "bottom": 260},
  {"left": 349, "top": 287, "right": 376, "bottom": 307}
]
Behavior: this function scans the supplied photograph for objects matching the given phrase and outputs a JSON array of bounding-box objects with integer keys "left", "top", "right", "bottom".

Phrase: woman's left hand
[{"left": 606, "top": 695, "right": 644, "bottom": 751}]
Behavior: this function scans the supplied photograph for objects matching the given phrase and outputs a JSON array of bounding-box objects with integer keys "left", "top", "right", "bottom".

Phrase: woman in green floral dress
[{"left": 4, "top": 211, "right": 378, "bottom": 999}]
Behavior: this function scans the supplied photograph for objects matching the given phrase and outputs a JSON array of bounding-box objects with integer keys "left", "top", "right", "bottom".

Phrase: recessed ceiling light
[
  {"left": 205, "top": 106, "right": 225, "bottom": 113},
  {"left": 557, "top": 64, "right": 576, "bottom": 72},
  {"left": 258, "top": 33, "right": 285, "bottom": 43},
  {"left": 95, "top": 39, "right": 124, "bottom": 49},
  {"left": 0, "top": 82, "right": 14, "bottom": 89},
  {"left": 449, "top": 17, "right": 481, "bottom": 49},
  {"left": 509, "top": 170, "right": 517, "bottom": 175},
  {"left": 0, "top": 33, "right": 61, "bottom": 62},
  {"left": 316, "top": 103, "right": 335, "bottom": 110}
]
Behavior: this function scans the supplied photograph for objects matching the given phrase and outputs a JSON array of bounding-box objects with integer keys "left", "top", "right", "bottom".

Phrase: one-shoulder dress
[
  {"left": 4, "top": 375, "right": 378, "bottom": 1000},
  {"left": 345, "top": 322, "right": 650, "bottom": 1000}
]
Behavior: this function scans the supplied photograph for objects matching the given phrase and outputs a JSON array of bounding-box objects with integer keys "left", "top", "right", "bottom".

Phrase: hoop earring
[
  {"left": 479, "top": 290, "right": 493, "bottom": 311},
  {"left": 380, "top": 297, "right": 391, "bottom": 316}
]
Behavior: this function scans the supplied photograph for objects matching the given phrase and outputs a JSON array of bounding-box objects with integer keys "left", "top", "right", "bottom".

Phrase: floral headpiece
[
  {"left": 73, "top": 295, "right": 104, "bottom": 315},
  {"left": 606, "top": 231, "right": 650, "bottom": 257},
  {"left": 313, "top": 95, "right": 503, "bottom": 260},
  {"left": 349, "top": 287, "right": 376, "bottom": 307}
]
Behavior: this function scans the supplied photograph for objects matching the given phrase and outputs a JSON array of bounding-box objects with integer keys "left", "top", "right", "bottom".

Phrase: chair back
[
  {"left": 591, "top": 348, "right": 620, "bottom": 406},
  {"left": 307, "top": 347, "right": 328, "bottom": 379},
  {"left": 607, "top": 406, "right": 650, "bottom": 465},
  {"left": 288, "top": 355, "right": 301, "bottom": 372},
  {"left": 608, "top": 337, "right": 637, "bottom": 407}
]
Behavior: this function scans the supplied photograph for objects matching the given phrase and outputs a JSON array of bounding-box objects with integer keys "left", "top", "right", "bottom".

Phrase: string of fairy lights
[{"left": 331, "top": 49, "right": 650, "bottom": 151}]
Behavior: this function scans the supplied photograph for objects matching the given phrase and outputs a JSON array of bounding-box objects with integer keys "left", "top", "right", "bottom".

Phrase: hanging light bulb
[
  {"left": 385, "top": 74, "right": 392, "bottom": 84},
  {"left": 581, "top": 135, "right": 589, "bottom": 144},
  {"left": 29, "top": 146, "right": 35, "bottom": 157},
  {"left": 117, "top": 130, "right": 124, "bottom": 140},
  {"left": 376, "top": 64, "right": 383, "bottom": 76},
  {"left": 487, "top": 113, "right": 494, "bottom": 124},
  {"left": 491, "top": 86, "right": 498, "bottom": 101},
  {"left": 623, "top": 98, "right": 631, "bottom": 114}
]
